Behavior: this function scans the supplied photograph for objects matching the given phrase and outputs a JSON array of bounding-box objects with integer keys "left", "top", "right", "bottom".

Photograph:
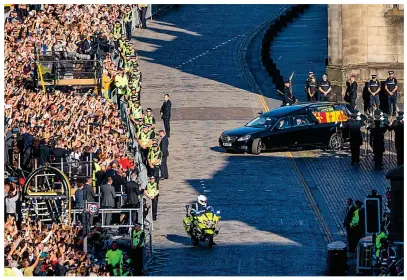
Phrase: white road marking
[{"left": 237, "top": 258, "right": 242, "bottom": 274}]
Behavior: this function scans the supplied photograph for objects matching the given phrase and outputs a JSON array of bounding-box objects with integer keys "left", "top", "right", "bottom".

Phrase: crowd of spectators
[
  {"left": 4, "top": 216, "right": 126, "bottom": 276},
  {"left": 4, "top": 4, "right": 142, "bottom": 173},
  {"left": 4, "top": 4, "right": 156, "bottom": 277}
]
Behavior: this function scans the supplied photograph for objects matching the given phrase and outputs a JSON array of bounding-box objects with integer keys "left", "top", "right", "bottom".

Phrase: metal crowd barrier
[{"left": 71, "top": 208, "right": 141, "bottom": 228}]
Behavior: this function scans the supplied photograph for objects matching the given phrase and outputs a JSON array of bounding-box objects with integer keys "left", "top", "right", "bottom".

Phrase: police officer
[
  {"left": 319, "top": 74, "right": 332, "bottom": 101},
  {"left": 148, "top": 143, "right": 162, "bottom": 183},
  {"left": 375, "top": 224, "right": 388, "bottom": 258},
  {"left": 112, "top": 20, "right": 123, "bottom": 45},
  {"left": 343, "top": 198, "right": 357, "bottom": 252},
  {"left": 123, "top": 6, "right": 133, "bottom": 40},
  {"left": 137, "top": 4, "right": 148, "bottom": 29},
  {"left": 146, "top": 176, "right": 159, "bottom": 221},
  {"left": 129, "top": 87, "right": 139, "bottom": 101},
  {"left": 368, "top": 74, "right": 381, "bottom": 114},
  {"left": 131, "top": 100, "right": 143, "bottom": 120},
  {"left": 304, "top": 70, "right": 314, "bottom": 96},
  {"left": 130, "top": 223, "right": 145, "bottom": 276},
  {"left": 135, "top": 118, "right": 144, "bottom": 139},
  {"left": 114, "top": 68, "right": 129, "bottom": 109},
  {"left": 306, "top": 75, "right": 318, "bottom": 102},
  {"left": 385, "top": 71, "right": 398, "bottom": 116},
  {"left": 348, "top": 200, "right": 364, "bottom": 253},
  {"left": 138, "top": 125, "right": 153, "bottom": 164},
  {"left": 345, "top": 74, "right": 358, "bottom": 109},
  {"left": 370, "top": 111, "right": 387, "bottom": 170},
  {"left": 144, "top": 108, "right": 156, "bottom": 130},
  {"left": 347, "top": 112, "right": 364, "bottom": 165},
  {"left": 388, "top": 111, "right": 403, "bottom": 166},
  {"left": 282, "top": 79, "right": 297, "bottom": 106}
]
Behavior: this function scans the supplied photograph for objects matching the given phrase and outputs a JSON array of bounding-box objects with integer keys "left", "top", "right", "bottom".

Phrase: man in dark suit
[
  {"left": 160, "top": 94, "right": 172, "bottom": 137},
  {"left": 83, "top": 177, "right": 97, "bottom": 203},
  {"left": 101, "top": 177, "right": 116, "bottom": 226},
  {"left": 345, "top": 74, "right": 358, "bottom": 109},
  {"left": 82, "top": 177, "right": 97, "bottom": 226},
  {"left": 125, "top": 172, "right": 142, "bottom": 224},
  {"left": 81, "top": 34, "right": 92, "bottom": 55},
  {"left": 159, "top": 130, "right": 169, "bottom": 180}
]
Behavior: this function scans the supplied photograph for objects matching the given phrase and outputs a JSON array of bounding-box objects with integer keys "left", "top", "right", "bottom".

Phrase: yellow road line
[
  {"left": 256, "top": 93, "right": 333, "bottom": 243},
  {"left": 258, "top": 94, "right": 269, "bottom": 112}
]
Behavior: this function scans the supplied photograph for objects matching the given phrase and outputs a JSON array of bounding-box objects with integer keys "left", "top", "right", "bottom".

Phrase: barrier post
[
  {"left": 98, "top": 185, "right": 101, "bottom": 206},
  {"left": 139, "top": 193, "right": 144, "bottom": 230}
]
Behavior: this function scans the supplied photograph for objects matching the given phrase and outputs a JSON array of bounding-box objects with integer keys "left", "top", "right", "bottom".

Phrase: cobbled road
[{"left": 133, "top": 5, "right": 327, "bottom": 276}]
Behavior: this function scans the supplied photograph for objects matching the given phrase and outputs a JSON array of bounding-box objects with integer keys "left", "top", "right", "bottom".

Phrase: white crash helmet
[{"left": 197, "top": 195, "right": 207, "bottom": 207}]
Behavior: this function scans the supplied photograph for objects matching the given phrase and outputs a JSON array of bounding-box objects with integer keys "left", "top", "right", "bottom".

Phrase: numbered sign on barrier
[{"left": 87, "top": 203, "right": 99, "bottom": 216}]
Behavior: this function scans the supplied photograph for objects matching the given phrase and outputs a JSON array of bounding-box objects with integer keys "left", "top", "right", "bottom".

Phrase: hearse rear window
[{"left": 315, "top": 106, "right": 334, "bottom": 113}]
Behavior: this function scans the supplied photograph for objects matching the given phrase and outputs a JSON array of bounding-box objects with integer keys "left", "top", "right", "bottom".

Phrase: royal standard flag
[{"left": 312, "top": 110, "right": 347, "bottom": 124}]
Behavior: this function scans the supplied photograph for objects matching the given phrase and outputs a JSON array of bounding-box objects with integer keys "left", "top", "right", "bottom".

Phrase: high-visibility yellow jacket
[{"left": 114, "top": 74, "right": 129, "bottom": 95}]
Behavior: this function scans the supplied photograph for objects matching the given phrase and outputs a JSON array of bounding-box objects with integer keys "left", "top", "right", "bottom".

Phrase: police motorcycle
[{"left": 183, "top": 196, "right": 221, "bottom": 248}]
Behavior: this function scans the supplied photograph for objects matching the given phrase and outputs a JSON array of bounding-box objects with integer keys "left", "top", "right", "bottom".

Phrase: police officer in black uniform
[
  {"left": 385, "top": 71, "right": 398, "bottom": 116},
  {"left": 368, "top": 74, "right": 381, "bottom": 114},
  {"left": 388, "top": 111, "right": 404, "bottom": 166},
  {"left": 307, "top": 76, "right": 318, "bottom": 102},
  {"left": 304, "top": 71, "right": 314, "bottom": 95},
  {"left": 319, "top": 74, "right": 332, "bottom": 101},
  {"left": 282, "top": 79, "right": 297, "bottom": 106},
  {"left": 370, "top": 110, "right": 388, "bottom": 170}
]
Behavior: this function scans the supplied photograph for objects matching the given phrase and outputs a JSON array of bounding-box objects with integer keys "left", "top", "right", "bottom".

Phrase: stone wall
[{"left": 326, "top": 4, "right": 404, "bottom": 105}]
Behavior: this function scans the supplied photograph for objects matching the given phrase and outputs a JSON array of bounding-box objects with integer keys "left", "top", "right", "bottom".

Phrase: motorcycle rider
[
  {"left": 187, "top": 195, "right": 217, "bottom": 245},
  {"left": 191, "top": 194, "right": 208, "bottom": 214}
]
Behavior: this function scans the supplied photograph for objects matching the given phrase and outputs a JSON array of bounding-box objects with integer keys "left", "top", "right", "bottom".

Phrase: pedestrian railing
[
  {"left": 71, "top": 207, "right": 141, "bottom": 228},
  {"left": 143, "top": 195, "right": 154, "bottom": 231}
]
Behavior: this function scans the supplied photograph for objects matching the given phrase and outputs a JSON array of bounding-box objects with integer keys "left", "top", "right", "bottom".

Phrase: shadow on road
[
  {"left": 134, "top": 5, "right": 288, "bottom": 98},
  {"left": 165, "top": 234, "right": 192, "bottom": 245}
]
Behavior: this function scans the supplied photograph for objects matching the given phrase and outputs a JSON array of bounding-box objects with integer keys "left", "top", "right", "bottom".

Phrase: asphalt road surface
[{"left": 133, "top": 5, "right": 328, "bottom": 276}]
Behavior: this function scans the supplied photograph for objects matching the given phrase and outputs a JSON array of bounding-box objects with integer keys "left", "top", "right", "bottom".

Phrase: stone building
[{"left": 326, "top": 4, "right": 404, "bottom": 106}]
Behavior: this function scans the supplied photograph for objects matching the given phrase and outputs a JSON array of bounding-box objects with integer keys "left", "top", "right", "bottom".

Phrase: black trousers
[
  {"left": 152, "top": 196, "right": 158, "bottom": 220},
  {"left": 348, "top": 227, "right": 358, "bottom": 252},
  {"left": 103, "top": 206, "right": 113, "bottom": 225},
  {"left": 373, "top": 150, "right": 384, "bottom": 168},
  {"left": 138, "top": 7, "right": 147, "bottom": 28},
  {"left": 163, "top": 118, "right": 170, "bottom": 137},
  {"left": 131, "top": 247, "right": 144, "bottom": 276},
  {"left": 320, "top": 94, "right": 329, "bottom": 102},
  {"left": 128, "top": 203, "right": 140, "bottom": 224},
  {"left": 160, "top": 156, "right": 169, "bottom": 178},
  {"left": 350, "top": 98, "right": 356, "bottom": 109},
  {"left": 350, "top": 144, "right": 360, "bottom": 164},
  {"left": 153, "top": 166, "right": 161, "bottom": 184},
  {"left": 125, "top": 22, "right": 132, "bottom": 40},
  {"left": 140, "top": 147, "right": 148, "bottom": 165},
  {"left": 396, "top": 147, "right": 403, "bottom": 166}
]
